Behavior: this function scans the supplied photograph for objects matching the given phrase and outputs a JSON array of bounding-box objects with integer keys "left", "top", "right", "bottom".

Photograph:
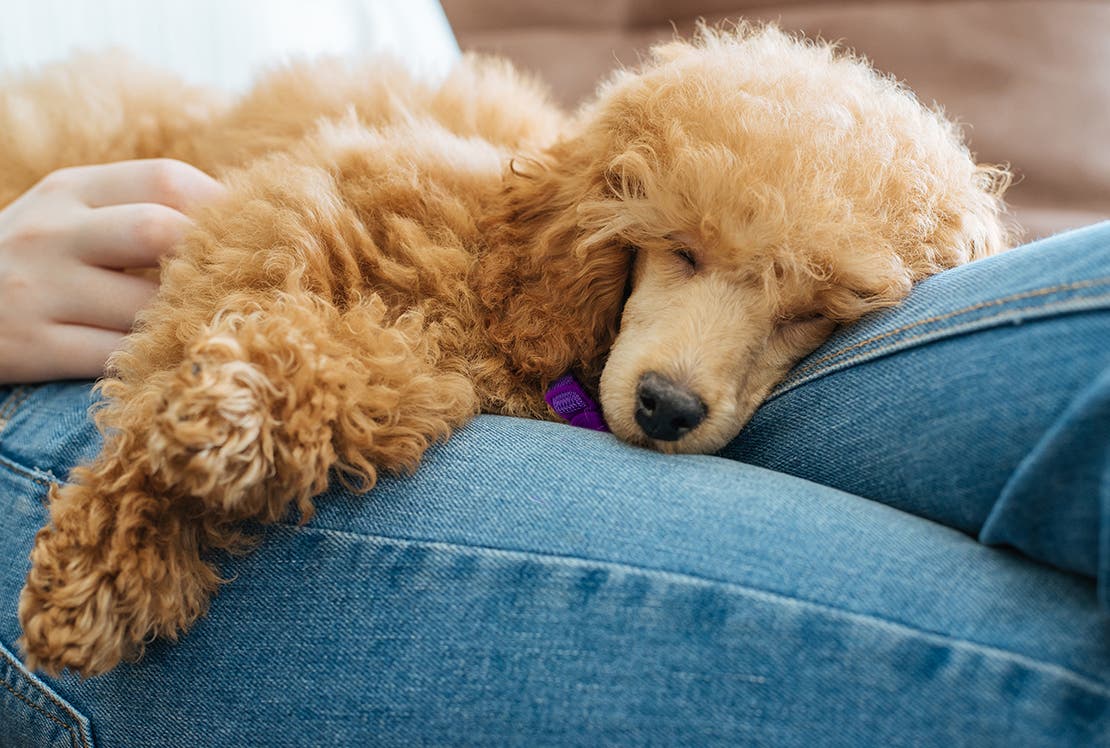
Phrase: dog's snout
[{"left": 635, "top": 372, "right": 707, "bottom": 442}]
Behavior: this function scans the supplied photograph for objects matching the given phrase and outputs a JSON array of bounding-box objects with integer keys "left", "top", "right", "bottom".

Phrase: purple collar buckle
[{"left": 544, "top": 375, "right": 610, "bottom": 433}]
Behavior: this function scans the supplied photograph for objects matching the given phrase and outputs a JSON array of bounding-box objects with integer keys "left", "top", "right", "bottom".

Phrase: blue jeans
[{"left": 1, "top": 223, "right": 1108, "bottom": 747}]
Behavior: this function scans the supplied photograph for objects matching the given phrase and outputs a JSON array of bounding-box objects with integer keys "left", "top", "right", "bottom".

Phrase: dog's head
[{"left": 480, "top": 24, "right": 1010, "bottom": 453}]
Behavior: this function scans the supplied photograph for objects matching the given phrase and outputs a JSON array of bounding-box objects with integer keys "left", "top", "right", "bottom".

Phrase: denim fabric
[
  {"left": 0, "top": 642, "right": 92, "bottom": 748},
  {"left": 725, "top": 221, "right": 1110, "bottom": 603},
  {"left": 0, "top": 224, "right": 1109, "bottom": 746}
]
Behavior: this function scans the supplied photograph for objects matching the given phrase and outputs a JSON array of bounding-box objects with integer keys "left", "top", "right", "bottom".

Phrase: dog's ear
[
  {"left": 807, "top": 160, "right": 1015, "bottom": 322},
  {"left": 476, "top": 136, "right": 633, "bottom": 386},
  {"left": 951, "top": 162, "right": 1016, "bottom": 258}
]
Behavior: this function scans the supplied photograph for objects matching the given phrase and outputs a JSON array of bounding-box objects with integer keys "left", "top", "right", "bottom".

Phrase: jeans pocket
[
  {"left": 0, "top": 642, "right": 93, "bottom": 748},
  {"left": 0, "top": 382, "right": 103, "bottom": 483}
]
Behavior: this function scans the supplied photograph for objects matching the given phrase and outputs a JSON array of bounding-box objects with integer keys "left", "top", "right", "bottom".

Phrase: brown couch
[{"left": 442, "top": 0, "right": 1110, "bottom": 241}]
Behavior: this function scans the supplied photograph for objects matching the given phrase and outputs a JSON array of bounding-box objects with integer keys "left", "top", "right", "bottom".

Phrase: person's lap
[{"left": 1, "top": 223, "right": 1108, "bottom": 746}]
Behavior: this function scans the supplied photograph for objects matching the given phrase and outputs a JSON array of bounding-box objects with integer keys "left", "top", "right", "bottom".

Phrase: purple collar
[{"left": 544, "top": 375, "right": 609, "bottom": 432}]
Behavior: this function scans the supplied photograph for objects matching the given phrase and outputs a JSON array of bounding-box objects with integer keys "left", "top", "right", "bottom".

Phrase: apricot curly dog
[{"left": 0, "top": 24, "right": 1011, "bottom": 676}]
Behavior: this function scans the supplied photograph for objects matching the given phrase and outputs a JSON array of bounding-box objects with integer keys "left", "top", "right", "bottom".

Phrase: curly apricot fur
[{"left": 2, "top": 24, "right": 1010, "bottom": 675}]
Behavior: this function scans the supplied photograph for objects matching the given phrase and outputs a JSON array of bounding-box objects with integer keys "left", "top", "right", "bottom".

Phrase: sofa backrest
[{"left": 444, "top": 0, "right": 1110, "bottom": 240}]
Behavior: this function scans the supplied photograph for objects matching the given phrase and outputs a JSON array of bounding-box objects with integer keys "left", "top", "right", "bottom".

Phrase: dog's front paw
[
  {"left": 148, "top": 314, "right": 340, "bottom": 522},
  {"left": 148, "top": 342, "right": 280, "bottom": 513}
]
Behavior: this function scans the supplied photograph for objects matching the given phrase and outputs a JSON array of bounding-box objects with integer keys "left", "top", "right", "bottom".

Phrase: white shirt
[{"left": 0, "top": 0, "right": 460, "bottom": 90}]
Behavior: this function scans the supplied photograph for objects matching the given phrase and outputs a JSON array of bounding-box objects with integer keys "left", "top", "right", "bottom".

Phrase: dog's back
[{"left": 0, "top": 52, "right": 566, "bottom": 208}]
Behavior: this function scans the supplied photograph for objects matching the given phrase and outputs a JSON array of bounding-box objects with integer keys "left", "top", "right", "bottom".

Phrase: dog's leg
[
  {"left": 147, "top": 290, "right": 479, "bottom": 522},
  {"left": 19, "top": 290, "right": 478, "bottom": 676},
  {"left": 19, "top": 459, "right": 221, "bottom": 676}
]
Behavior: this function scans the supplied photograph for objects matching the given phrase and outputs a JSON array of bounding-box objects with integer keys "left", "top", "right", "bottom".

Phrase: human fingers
[
  {"left": 48, "top": 266, "right": 159, "bottom": 332},
  {"left": 52, "top": 159, "right": 225, "bottom": 213},
  {"left": 44, "top": 324, "right": 127, "bottom": 380},
  {"left": 71, "top": 203, "right": 192, "bottom": 268},
  {"left": 0, "top": 325, "right": 124, "bottom": 383}
]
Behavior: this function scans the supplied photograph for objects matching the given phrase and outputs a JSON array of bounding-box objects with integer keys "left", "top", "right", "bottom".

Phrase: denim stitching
[
  {"left": 786, "top": 276, "right": 1110, "bottom": 386},
  {"left": 0, "top": 386, "right": 31, "bottom": 428},
  {"left": 771, "top": 293, "right": 1110, "bottom": 399},
  {"left": 0, "top": 388, "right": 19, "bottom": 428},
  {"left": 772, "top": 286, "right": 1110, "bottom": 399},
  {"left": 0, "top": 454, "right": 58, "bottom": 489},
  {"left": 0, "top": 646, "right": 90, "bottom": 748},
  {"left": 269, "top": 522, "right": 1110, "bottom": 697},
  {"left": 0, "top": 385, "right": 31, "bottom": 436},
  {"left": 0, "top": 679, "right": 80, "bottom": 748},
  {"left": 9, "top": 668, "right": 89, "bottom": 748}
]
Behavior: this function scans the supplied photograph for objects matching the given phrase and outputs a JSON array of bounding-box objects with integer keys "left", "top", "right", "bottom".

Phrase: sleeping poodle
[{"left": 0, "top": 24, "right": 1011, "bottom": 676}]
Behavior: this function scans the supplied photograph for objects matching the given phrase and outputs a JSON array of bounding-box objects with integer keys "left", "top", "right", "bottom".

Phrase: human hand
[{"left": 0, "top": 159, "right": 225, "bottom": 383}]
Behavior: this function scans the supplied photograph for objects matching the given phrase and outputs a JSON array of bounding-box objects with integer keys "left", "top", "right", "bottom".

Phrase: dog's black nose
[{"left": 635, "top": 372, "right": 707, "bottom": 442}]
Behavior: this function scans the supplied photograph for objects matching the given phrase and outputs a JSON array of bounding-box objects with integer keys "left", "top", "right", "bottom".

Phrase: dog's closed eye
[
  {"left": 664, "top": 232, "right": 702, "bottom": 274},
  {"left": 673, "top": 247, "right": 698, "bottom": 271},
  {"left": 775, "top": 310, "right": 824, "bottom": 324}
]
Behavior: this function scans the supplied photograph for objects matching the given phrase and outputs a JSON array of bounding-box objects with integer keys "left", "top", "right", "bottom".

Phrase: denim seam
[
  {"left": 0, "top": 679, "right": 80, "bottom": 748},
  {"left": 0, "top": 385, "right": 31, "bottom": 436},
  {"left": 0, "top": 646, "right": 90, "bottom": 748},
  {"left": 0, "top": 453, "right": 59, "bottom": 491},
  {"left": 779, "top": 295, "right": 1110, "bottom": 394},
  {"left": 771, "top": 288, "right": 1110, "bottom": 400},
  {"left": 788, "top": 275, "right": 1110, "bottom": 384},
  {"left": 269, "top": 522, "right": 1110, "bottom": 698}
]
